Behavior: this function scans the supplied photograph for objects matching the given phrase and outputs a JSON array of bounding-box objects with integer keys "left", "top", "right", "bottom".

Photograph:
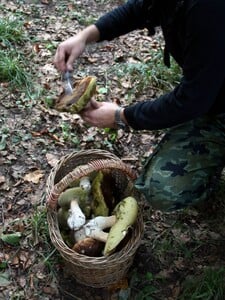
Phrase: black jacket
[{"left": 95, "top": 0, "right": 225, "bottom": 130}]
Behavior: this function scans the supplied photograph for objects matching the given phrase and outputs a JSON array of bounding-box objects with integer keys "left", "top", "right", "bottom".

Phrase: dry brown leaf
[
  {"left": 0, "top": 175, "right": 6, "bottom": 185},
  {"left": 23, "top": 170, "right": 44, "bottom": 184}
]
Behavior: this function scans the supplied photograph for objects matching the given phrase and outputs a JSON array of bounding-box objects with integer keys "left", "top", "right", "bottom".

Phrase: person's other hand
[
  {"left": 54, "top": 35, "right": 86, "bottom": 72},
  {"left": 54, "top": 25, "right": 100, "bottom": 72},
  {"left": 81, "top": 99, "right": 119, "bottom": 128}
]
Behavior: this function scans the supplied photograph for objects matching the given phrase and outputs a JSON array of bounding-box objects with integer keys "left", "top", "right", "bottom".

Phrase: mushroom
[
  {"left": 72, "top": 237, "right": 104, "bottom": 257},
  {"left": 67, "top": 199, "right": 86, "bottom": 230},
  {"left": 103, "top": 196, "right": 138, "bottom": 256},
  {"left": 74, "top": 215, "right": 116, "bottom": 242},
  {"left": 79, "top": 176, "right": 91, "bottom": 191},
  {"left": 54, "top": 76, "right": 96, "bottom": 114},
  {"left": 73, "top": 196, "right": 138, "bottom": 256},
  {"left": 57, "top": 207, "right": 69, "bottom": 229},
  {"left": 91, "top": 171, "right": 109, "bottom": 217},
  {"left": 57, "top": 186, "right": 90, "bottom": 230}
]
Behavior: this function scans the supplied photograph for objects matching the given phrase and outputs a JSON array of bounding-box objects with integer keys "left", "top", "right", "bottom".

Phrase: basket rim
[{"left": 46, "top": 152, "right": 137, "bottom": 209}]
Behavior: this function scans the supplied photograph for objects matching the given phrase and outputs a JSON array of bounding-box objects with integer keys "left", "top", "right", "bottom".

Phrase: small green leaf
[
  {"left": 1, "top": 232, "right": 22, "bottom": 245},
  {"left": 0, "top": 261, "right": 7, "bottom": 270},
  {"left": 98, "top": 87, "right": 108, "bottom": 94},
  {"left": 0, "top": 271, "right": 11, "bottom": 287},
  {"left": 0, "top": 135, "right": 7, "bottom": 151}
]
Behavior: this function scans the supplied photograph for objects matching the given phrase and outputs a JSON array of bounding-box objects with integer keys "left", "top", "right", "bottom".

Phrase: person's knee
[{"left": 144, "top": 173, "right": 209, "bottom": 211}]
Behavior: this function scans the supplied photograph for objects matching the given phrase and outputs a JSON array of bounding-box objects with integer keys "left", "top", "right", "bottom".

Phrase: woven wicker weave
[{"left": 46, "top": 149, "right": 144, "bottom": 288}]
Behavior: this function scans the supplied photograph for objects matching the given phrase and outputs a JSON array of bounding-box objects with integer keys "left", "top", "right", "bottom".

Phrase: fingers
[
  {"left": 66, "top": 56, "right": 75, "bottom": 72},
  {"left": 54, "top": 40, "right": 76, "bottom": 72},
  {"left": 54, "top": 47, "right": 67, "bottom": 72},
  {"left": 90, "top": 99, "right": 102, "bottom": 109}
]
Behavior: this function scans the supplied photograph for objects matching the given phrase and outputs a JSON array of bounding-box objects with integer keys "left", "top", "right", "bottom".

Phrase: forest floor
[{"left": 1, "top": 1, "right": 225, "bottom": 299}]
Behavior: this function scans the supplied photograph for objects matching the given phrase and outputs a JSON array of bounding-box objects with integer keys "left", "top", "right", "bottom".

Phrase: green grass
[
  {"left": 108, "top": 47, "right": 181, "bottom": 102},
  {"left": 129, "top": 271, "right": 159, "bottom": 300},
  {"left": 0, "top": 50, "right": 32, "bottom": 92},
  {"left": 179, "top": 267, "right": 225, "bottom": 300},
  {"left": 0, "top": 17, "right": 26, "bottom": 46},
  {"left": 0, "top": 16, "right": 33, "bottom": 95}
]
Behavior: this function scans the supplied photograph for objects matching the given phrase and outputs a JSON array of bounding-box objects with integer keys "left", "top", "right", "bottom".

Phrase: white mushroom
[
  {"left": 72, "top": 197, "right": 138, "bottom": 257},
  {"left": 67, "top": 199, "right": 86, "bottom": 230},
  {"left": 74, "top": 215, "right": 116, "bottom": 242},
  {"left": 79, "top": 176, "right": 91, "bottom": 192}
]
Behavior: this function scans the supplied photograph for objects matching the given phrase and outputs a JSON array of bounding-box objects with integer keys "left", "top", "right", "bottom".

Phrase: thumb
[
  {"left": 90, "top": 98, "right": 102, "bottom": 109},
  {"left": 66, "top": 56, "right": 75, "bottom": 71}
]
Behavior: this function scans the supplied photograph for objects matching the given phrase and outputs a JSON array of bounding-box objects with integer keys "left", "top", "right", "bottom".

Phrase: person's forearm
[{"left": 79, "top": 24, "right": 100, "bottom": 44}]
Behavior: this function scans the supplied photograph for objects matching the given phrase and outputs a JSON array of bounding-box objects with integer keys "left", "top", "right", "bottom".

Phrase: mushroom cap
[
  {"left": 54, "top": 76, "right": 96, "bottom": 113},
  {"left": 72, "top": 237, "right": 104, "bottom": 257},
  {"left": 103, "top": 196, "right": 138, "bottom": 256},
  {"left": 91, "top": 171, "right": 109, "bottom": 217}
]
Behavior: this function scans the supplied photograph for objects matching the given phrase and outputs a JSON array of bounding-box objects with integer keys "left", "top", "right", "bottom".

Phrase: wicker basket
[{"left": 46, "top": 149, "right": 144, "bottom": 288}]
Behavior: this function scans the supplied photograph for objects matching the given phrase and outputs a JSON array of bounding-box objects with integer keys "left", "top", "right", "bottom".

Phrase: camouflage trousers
[{"left": 135, "top": 114, "right": 225, "bottom": 211}]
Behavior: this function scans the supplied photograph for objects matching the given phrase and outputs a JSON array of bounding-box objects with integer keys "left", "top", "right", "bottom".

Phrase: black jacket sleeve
[
  {"left": 96, "top": 0, "right": 225, "bottom": 130},
  {"left": 124, "top": 0, "right": 225, "bottom": 130},
  {"left": 95, "top": 0, "right": 158, "bottom": 41}
]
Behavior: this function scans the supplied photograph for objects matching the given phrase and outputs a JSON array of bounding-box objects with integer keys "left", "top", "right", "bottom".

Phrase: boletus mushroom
[
  {"left": 72, "top": 237, "right": 104, "bottom": 257},
  {"left": 54, "top": 76, "right": 96, "bottom": 114},
  {"left": 91, "top": 171, "right": 109, "bottom": 217},
  {"left": 103, "top": 196, "right": 138, "bottom": 256},
  {"left": 57, "top": 185, "right": 91, "bottom": 230},
  {"left": 73, "top": 196, "right": 138, "bottom": 256}
]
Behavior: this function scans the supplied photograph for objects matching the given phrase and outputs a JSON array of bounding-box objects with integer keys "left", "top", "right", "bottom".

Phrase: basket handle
[{"left": 47, "top": 158, "right": 137, "bottom": 209}]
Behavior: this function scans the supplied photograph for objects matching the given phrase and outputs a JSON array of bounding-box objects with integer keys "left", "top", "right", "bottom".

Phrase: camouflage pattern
[{"left": 135, "top": 114, "right": 225, "bottom": 211}]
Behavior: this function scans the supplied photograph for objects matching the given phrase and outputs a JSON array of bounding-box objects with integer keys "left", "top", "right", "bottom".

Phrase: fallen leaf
[
  {"left": 0, "top": 271, "right": 11, "bottom": 287},
  {"left": 23, "top": 170, "right": 44, "bottom": 184},
  {"left": 18, "top": 275, "right": 26, "bottom": 288},
  {"left": 0, "top": 176, "right": 5, "bottom": 185},
  {"left": 1, "top": 232, "right": 22, "bottom": 246}
]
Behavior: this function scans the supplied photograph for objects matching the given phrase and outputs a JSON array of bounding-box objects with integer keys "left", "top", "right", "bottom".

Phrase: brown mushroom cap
[
  {"left": 54, "top": 76, "right": 96, "bottom": 113},
  {"left": 72, "top": 237, "right": 104, "bottom": 257}
]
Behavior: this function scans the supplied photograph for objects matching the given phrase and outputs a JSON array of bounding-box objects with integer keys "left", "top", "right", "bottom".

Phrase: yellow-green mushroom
[
  {"left": 54, "top": 76, "right": 97, "bottom": 114},
  {"left": 91, "top": 171, "right": 109, "bottom": 217},
  {"left": 103, "top": 196, "right": 138, "bottom": 256}
]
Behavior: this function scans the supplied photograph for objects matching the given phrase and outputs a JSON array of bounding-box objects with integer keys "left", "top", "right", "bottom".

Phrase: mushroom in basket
[
  {"left": 57, "top": 177, "right": 92, "bottom": 230},
  {"left": 73, "top": 196, "right": 138, "bottom": 256}
]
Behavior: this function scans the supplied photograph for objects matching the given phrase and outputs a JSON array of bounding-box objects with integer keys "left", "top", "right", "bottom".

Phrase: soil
[{"left": 1, "top": 1, "right": 225, "bottom": 300}]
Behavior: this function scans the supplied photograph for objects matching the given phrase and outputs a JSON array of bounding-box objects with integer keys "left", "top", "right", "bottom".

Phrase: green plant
[
  {"left": 71, "top": 11, "right": 97, "bottom": 26},
  {"left": 179, "top": 267, "right": 225, "bottom": 300},
  {"left": 30, "top": 207, "right": 62, "bottom": 272},
  {"left": 0, "top": 50, "right": 33, "bottom": 93},
  {"left": 60, "top": 122, "right": 79, "bottom": 145},
  {"left": 130, "top": 271, "right": 158, "bottom": 300},
  {"left": 108, "top": 47, "right": 181, "bottom": 101},
  {"left": 0, "top": 17, "right": 26, "bottom": 46}
]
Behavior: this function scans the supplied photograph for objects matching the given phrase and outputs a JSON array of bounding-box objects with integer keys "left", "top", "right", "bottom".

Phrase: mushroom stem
[
  {"left": 74, "top": 215, "right": 116, "bottom": 242},
  {"left": 67, "top": 199, "right": 86, "bottom": 230},
  {"left": 79, "top": 176, "right": 91, "bottom": 191}
]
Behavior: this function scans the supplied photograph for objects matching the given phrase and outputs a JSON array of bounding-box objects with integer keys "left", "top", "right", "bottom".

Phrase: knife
[{"left": 63, "top": 71, "right": 73, "bottom": 95}]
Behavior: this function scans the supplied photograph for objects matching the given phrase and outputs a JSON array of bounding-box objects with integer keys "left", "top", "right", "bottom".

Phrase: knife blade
[{"left": 63, "top": 71, "right": 73, "bottom": 95}]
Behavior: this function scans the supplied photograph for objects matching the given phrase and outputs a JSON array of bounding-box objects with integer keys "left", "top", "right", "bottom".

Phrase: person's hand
[
  {"left": 54, "top": 25, "right": 100, "bottom": 72},
  {"left": 54, "top": 35, "right": 86, "bottom": 72},
  {"left": 80, "top": 99, "right": 119, "bottom": 128}
]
